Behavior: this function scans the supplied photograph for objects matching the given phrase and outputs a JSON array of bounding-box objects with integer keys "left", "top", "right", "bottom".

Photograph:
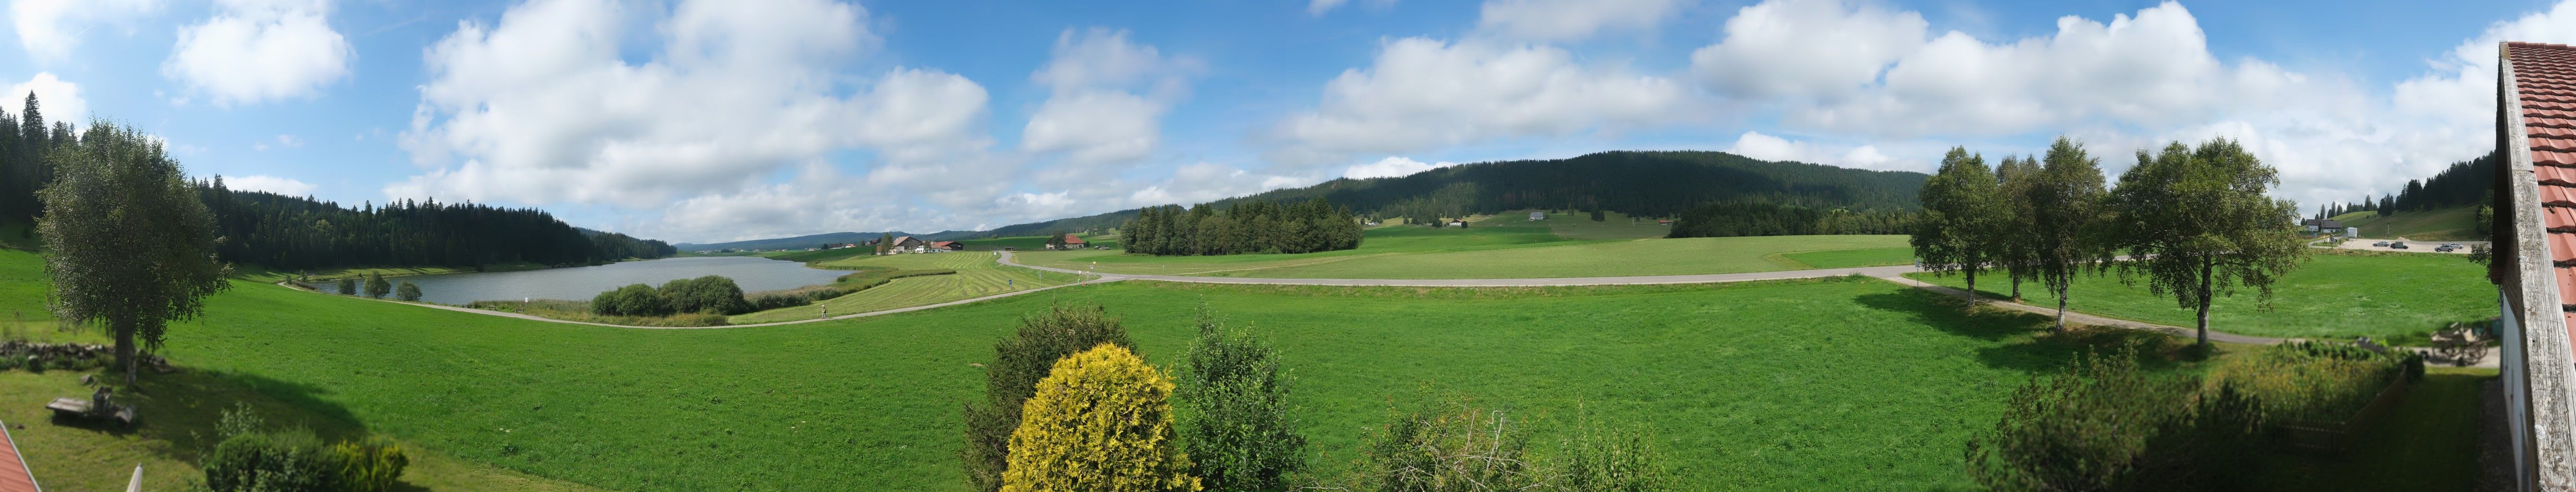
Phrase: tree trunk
[
  {"left": 2054, "top": 286, "right": 2070, "bottom": 332},
  {"left": 1964, "top": 268, "right": 1978, "bottom": 306},
  {"left": 2197, "top": 257, "right": 2214, "bottom": 346},
  {"left": 114, "top": 319, "right": 136, "bottom": 387},
  {"left": 2010, "top": 278, "right": 2022, "bottom": 303}
]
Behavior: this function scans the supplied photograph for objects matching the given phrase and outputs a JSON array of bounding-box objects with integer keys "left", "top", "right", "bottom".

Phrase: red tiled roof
[
  {"left": 0, "top": 419, "right": 36, "bottom": 492},
  {"left": 2511, "top": 42, "right": 2576, "bottom": 324}
]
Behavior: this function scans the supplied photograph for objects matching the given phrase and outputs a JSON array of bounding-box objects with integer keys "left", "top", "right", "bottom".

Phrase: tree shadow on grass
[
  {"left": 48, "top": 367, "right": 370, "bottom": 467},
  {"left": 1853, "top": 288, "right": 2193, "bottom": 374}
]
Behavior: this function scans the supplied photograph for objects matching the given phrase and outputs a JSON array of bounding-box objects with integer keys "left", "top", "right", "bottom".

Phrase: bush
[
  {"left": 2208, "top": 341, "right": 2418, "bottom": 426},
  {"left": 659, "top": 275, "right": 753, "bottom": 315},
  {"left": 999, "top": 344, "right": 1197, "bottom": 492},
  {"left": 1559, "top": 418, "right": 1670, "bottom": 492},
  {"left": 335, "top": 278, "right": 356, "bottom": 295},
  {"left": 748, "top": 293, "right": 812, "bottom": 311},
  {"left": 963, "top": 304, "right": 1135, "bottom": 492},
  {"left": 1965, "top": 345, "right": 2198, "bottom": 491},
  {"left": 394, "top": 282, "right": 422, "bottom": 302},
  {"left": 1337, "top": 399, "right": 1544, "bottom": 491},
  {"left": 1177, "top": 304, "right": 1304, "bottom": 492},
  {"left": 332, "top": 438, "right": 410, "bottom": 492},
  {"left": 204, "top": 431, "right": 339, "bottom": 492},
  {"left": 363, "top": 273, "right": 391, "bottom": 299},
  {"left": 589, "top": 283, "right": 673, "bottom": 317}
]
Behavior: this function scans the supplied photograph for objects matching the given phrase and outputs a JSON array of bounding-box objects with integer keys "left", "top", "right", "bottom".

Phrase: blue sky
[{"left": 2, "top": 0, "right": 2569, "bottom": 243}]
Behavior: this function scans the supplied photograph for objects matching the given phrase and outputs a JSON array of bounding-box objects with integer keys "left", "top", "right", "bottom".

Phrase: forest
[
  {"left": 960, "top": 150, "right": 1929, "bottom": 240},
  {"left": 1667, "top": 201, "right": 1914, "bottom": 238},
  {"left": 195, "top": 178, "right": 675, "bottom": 271},
  {"left": 1120, "top": 197, "right": 1364, "bottom": 256},
  {"left": 2322, "top": 153, "right": 2495, "bottom": 218}
]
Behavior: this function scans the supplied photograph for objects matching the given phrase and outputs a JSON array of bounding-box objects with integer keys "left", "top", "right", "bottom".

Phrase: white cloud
[
  {"left": 1477, "top": 0, "right": 1685, "bottom": 42},
  {"left": 4, "top": 72, "right": 85, "bottom": 124},
  {"left": 1127, "top": 162, "right": 1318, "bottom": 206},
  {"left": 1022, "top": 28, "right": 1188, "bottom": 168},
  {"left": 1722, "top": 131, "right": 1909, "bottom": 171},
  {"left": 1343, "top": 156, "right": 1457, "bottom": 179},
  {"left": 1690, "top": 0, "right": 1924, "bottom": 100},
  {"left": 1272, "top": 37, "right": 1688, "bottom": 165},
  {"left": 275, "top": 134, "right": 302, "bottom": 148},
  {"left": 396, "top": 0, "right": 1003, "bottom": 213},
  {"left": 224, "top": 174, "right": 315, "bottom": 196},
  {"left": 11, "top": 0, "right": 159, "bottom": 60},
  {"left": 163, "top": 0, "right": 354, "bottom": 105}
]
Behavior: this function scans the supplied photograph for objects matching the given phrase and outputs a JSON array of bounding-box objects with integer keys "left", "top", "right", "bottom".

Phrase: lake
[{"left": 359, "top": 256, "right": 849, "bottom": 305}]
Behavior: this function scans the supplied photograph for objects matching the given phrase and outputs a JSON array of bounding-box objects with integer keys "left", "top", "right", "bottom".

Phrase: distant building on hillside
[
  {"left": 2301, "top": 219, "right": 2346, "bottom": 234},
  {"left": 930, "top": 241, "right": 964, "bottom": 251},
  {"left": 1528, "top": 212, "right": 1545, "bottom": 221},
  {"left": 1047, "top": 234, "right": 1089, "bottom": 250},
  {"left": 884, "top": 236, "right": 924, "bottom": 253}
]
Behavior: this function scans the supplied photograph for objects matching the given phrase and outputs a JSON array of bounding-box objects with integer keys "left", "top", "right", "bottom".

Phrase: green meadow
[
  {"left": 1018, "top": 226, "right": 1908, "bottom": 279},
  {"left": 729, "top": 251, "right": 1081, "bottom": 323},
  {"left": 1905, "top": 251, "right": 2494, "bottom": 340},
  {"left": 0, "top": 245, "right": 2488, "bottom": 491}
]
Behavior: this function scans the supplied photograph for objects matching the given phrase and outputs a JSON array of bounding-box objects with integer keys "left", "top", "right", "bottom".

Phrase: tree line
[
  {"left": 2318, "top": 153, "right": 2495, "bottom": 219},
  {"left": 0, "top": 93, "right": 73, "bottom": 232},
  {"left": 1666, "top": 201, "right": 1913, "bottom": 238},
  {"left": 1911, "top": 136, "right": 2306, "bottom": 345},
  {"left": 195, "top": 177, "right": 674, "bottom": 271},
  {"left": 1120, "top": 197, "right": 1364, "bottom": 256}
]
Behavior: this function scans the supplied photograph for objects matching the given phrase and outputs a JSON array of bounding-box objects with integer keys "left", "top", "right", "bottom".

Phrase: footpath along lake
[{"left": 349, "top": 256, "right": 847, "bottom": 305}]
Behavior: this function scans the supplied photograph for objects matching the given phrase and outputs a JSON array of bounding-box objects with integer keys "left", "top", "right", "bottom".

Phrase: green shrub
[
  {"left": 1558, "top": 418, "right": 1670, "bottom": 492},
  {"left": 335, "top": 278, "right": 356, "bottom": 295},
  {"left": 590, "top": 283, "right": 673, "bottom": 317},
  {"left": 962, "top": 303, "right": 1135, "bottom": 492},
  {"left": 204, "top": 431, "right": 339, "bottom": 492},
  {"left": 1965, "top": 345, "right": 2198, "bottom": 491},
  {"left": 2207, "top": 341, "right": 2414, "bottom": 426},
  {"left": 1337, "top": 399, "right": 1544, "bottom": 491},
  {"left": 748, "top": 293, "right": 811, "bottom": 311},
  {"left": 1177, "top": 304, "right": 1304, "bottom": 492},
  {"left": 394, "top": 282, "right": 422, "bottom": 302},
  {"left": 331, "top": 437, "right": 410, "bottom": 492},
  {"left": 999, "top": 344, "right": 1197, "bottom": 492},
  {"left": 363, "top": 273, "right": 391, "bottom": 299},
  {"left": 659, "top": 275, "right": 753, "bottom": 315}
]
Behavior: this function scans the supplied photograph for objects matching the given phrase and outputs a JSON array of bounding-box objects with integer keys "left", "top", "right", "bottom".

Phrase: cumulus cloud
[
  {"left": 1721, "top": 131, "right": 1905, "bottom": 171},
  {"left": 395, "top": 0, "right": 1002, "bottom": 213},
  {"left": 12, "top": 0, "right": 159, "bottom": 60},
  {"left": 1308, "top": 0, "right": 1392, "bottom": 16},
  {"left": 1343, "top": 156, "right": 1456, "bottom": 179},
  {"left": 1127, "top": 162, "right": 1317, "bottom": 207},
  {"left": 1690, "top": 0, "right": 1923, "bottom": 100},
  {"left": 163, "top": 0, "right": 354, "bottom": 105},
  {"left": 1022, "top": 28, "right": 1189, "bottom": 168},
  {"left": 5, "top": 72, "right": 85, "bottom": 124},
  {"left": 1271, "top": 37, "right": 1688, "bottom": 165},
  {"left": 1477, "top": 0, "right": 1685, "bottom": 42},
  {"left": 223, "top": 174, "right": 315, "bottom": 196}
]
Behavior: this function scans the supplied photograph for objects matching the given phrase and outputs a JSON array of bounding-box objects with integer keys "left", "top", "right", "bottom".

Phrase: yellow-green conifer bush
[{"left": 1001, "top": 344, "right": 1199, "bottom": 492}]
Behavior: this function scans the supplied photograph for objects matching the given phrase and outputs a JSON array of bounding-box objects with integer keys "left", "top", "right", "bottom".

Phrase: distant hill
[
  {"left": 704, "top": 150, "right": 1929, "bottom": 245},
  {"left": 2331, "top": 205, "right": 2483, "bottom": 241},
  {"left": 676, "top": 232, "right": 921, "bottom": 252}
]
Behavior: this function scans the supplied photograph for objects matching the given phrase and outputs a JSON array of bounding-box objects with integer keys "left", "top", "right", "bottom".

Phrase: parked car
[
  {"left": 2443, "top": 243, "right": 2464, "bottom": 248},
  {"left": 2371, "top": 241, "right": 2390, "bottom": 247},
  {"left": 2392, "top": 242, "right": 2410, "bottom": 249},
  {"left": 2436, "top": 245, "right": 2457, "bottom": 253}
]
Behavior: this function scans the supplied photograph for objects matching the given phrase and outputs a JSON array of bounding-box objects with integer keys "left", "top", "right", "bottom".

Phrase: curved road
[{"left": 287, "top": 251, "right": 2284, "bottom": 345}]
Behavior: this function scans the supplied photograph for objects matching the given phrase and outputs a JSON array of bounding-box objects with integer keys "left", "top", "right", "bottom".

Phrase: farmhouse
[
  {"left": 1047, "top": 234, "right": 1089, "bottom": 250},
  {"left": 930, "top": 241, "right": 964, "bottom": 251},
  {"left": 2486, "top": 40, "right": 2576, "bottom": 488},
  {"left": 884, "top": 236, "right": 925, "bottom": 253},
  {"left": 2300, "top": 219, "right": 2344, "bottom": 233}
]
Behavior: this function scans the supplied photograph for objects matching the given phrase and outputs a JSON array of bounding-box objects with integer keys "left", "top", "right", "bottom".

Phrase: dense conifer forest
[
  {"left": 195, "top": 178, "right": 674, "bottom": 271},
  {"left": 2321, "top": 153, "right": 2495, "bottom": 218},
  {"left": 1667, "top": 201, "right": 1913, "bottom": 238},
  {"left": 1120, "top": 198, "right": 1364, "bottom": 256},
  {"left": 967, "top": 150, "right": 1929, "bottom": 240}
]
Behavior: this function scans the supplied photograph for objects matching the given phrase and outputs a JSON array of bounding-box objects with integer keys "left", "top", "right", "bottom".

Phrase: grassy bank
[
  {"left": 729, "top": 252, "right": 1077, "bottom": 323},
  {"left": 2333, "top": 205, "right": 2482, "bottom": 241},
  {"left": 1905, "top": 251, "right": 2492, "bottom": 340}
]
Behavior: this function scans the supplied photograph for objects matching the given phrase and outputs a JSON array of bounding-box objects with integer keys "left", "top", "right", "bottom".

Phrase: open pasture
[
  {"left": 1906, "top": 251, "right": 2493, "bottom": 340},
  {"left": 729, "top": 251, "right": 1079, "bottom": 323},
  {"left": 1020, "top": 229, "right": 1909, "bottom": 279}
]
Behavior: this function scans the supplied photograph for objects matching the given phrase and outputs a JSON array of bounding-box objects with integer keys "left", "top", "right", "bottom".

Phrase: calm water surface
[{"left": 374, "top": 256, "right": 846, "bottom": 305}]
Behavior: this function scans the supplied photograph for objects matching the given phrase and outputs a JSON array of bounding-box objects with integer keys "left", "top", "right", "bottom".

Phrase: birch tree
[
  {"left": 1912, "top": 147, "right": 2005, "bottom": 306},
  {"left": 2108, "top": 138, "right": 2307, "bottom": 345}
]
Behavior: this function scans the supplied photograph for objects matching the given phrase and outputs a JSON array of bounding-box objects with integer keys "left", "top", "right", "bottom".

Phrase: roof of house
[
  {"left": 0, "top": 419, "right": 36, "bottom": 492},
  {"left": 1061, "top": 234, "right": 1087, "bottom": 244},
  {"left": 2512, "top": 42, "right": 2576, "bottom": 318},
  {"left": 929, "top": 241, "right": 958, "bottom": 247},
  {"left": 2304, "top": 219, "right": 2344, "bottom": 228},
  {"left": 2501, "top": 40, "right": 2576, "bottom": 486}
]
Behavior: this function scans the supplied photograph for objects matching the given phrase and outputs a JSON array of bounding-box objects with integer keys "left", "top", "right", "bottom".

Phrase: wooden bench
[{"left": 45, "top": 397, "right": 134, "bottom": 426}]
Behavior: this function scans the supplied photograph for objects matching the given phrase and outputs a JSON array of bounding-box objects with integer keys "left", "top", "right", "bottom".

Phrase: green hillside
[{"left": 2331, "top": 205, "right": 2482, "bottom": 241}]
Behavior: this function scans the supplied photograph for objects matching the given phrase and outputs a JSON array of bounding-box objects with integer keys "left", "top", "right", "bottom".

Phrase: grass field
[
  {"left": 1019, "top": 229, "right": 1908, "bottom": 279},
  {"left": 100, "top": 274, "right": 2218, "bottom": 491},
  {"left": 1780, "top": 246, "right": 1916, "bottom": 269},
  {"left": 757, "top": 247, "right": 874, "bottom": 263},
  {"left": 728, "top": 252, "right": 1083, "bottom": 323},
  {"left": 957, "top": 234, "right": 1122, "bottom": 250},
  {"left": 1474, "top": 210, "right": 1673, "bottom": 240},
  {"left": 1906, "top": 251, "right": 2494, "bottom": 340},
  {"left": 2333, "top": 205, "right": 2482, "bottom": 241}
]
